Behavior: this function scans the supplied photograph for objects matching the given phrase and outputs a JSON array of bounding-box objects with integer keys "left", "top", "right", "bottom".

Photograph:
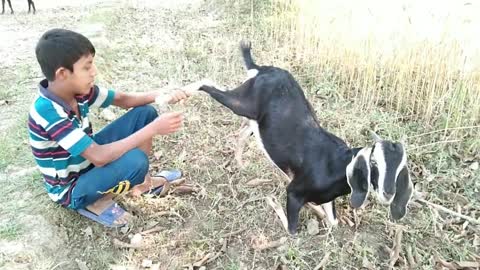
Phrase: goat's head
[{"left": 346, "top": 132, "right": 414, "bottom": 220}]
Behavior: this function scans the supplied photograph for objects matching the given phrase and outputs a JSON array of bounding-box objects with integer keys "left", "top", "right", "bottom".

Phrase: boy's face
[{"left": 62, "top": 54, "right": 97, "bottom": 95}]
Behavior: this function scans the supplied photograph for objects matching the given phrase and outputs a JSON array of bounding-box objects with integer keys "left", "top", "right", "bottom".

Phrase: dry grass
[
  {"left": 0, "top": 0, "right": 479, "bottom": 269},
  {"left": 263, "top": 0, "right": 480, "bottom": 132}
]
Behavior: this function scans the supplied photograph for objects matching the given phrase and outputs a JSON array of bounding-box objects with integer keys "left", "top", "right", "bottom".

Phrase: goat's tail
[{"left": 240, "top": 40, "right": 259, "bottom": 70}]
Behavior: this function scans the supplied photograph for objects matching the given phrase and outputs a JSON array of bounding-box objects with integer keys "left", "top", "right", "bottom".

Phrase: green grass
[{"left": 0, "top": 224, "right": 22, "bottom": 241}]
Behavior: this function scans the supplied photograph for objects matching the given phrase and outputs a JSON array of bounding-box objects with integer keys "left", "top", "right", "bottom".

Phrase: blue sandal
[
  {"left": 77, "top": 202, "right": 128, "bottom": 228},
  {"left": 144, "top": 169, "right": 182, "bottom": 196}
]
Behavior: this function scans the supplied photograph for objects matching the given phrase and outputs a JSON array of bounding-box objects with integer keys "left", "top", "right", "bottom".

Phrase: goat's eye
[{"left": 370, "top": 159, "right": 377, "bottom": 166}]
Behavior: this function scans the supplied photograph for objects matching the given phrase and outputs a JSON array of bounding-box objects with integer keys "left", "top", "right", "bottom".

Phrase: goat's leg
[
  {"left": 7, "top": 0, "right": 12, "bottom": 13},
  {"left": 2, "top": 0, "right": 13, "bottom": 14},
  {"left": 286, "top": 191, "right": 305, "bottom": 234},
  {"left": 28, "top": 0, "right": 35, "bottom": 14},
  {"left": 321, "top": 201, "right": 339, "bottom": 226},
  {"left": 199, "top": 79, "right": 257, "bottom": 119}
]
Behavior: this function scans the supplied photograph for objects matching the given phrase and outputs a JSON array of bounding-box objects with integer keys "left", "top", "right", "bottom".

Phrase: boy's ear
[{"left": 54, "top": 67, "right": 70, "bottom": 81}]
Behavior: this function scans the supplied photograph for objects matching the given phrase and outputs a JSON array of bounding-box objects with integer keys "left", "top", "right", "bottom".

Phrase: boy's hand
[
  {"left": 152, "top": 112, "right": 184, "bottom": 135},
  {"left": 168, "top": 90, "right": 189, "bottom": 104}
]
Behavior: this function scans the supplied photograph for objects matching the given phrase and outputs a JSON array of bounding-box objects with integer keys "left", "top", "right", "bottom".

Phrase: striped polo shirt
[{"left": 28, "top": 79, "right": 115, "bottom": 207}]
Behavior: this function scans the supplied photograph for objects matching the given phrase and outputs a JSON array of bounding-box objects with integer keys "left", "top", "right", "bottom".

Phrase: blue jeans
[{"left": 69, "top": 105, "right": 158, "bottom": 210}]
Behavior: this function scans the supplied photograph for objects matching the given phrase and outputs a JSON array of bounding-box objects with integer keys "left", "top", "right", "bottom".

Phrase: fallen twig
[
  {"left": 389, "top": 227, "right": 404, "bottom": 269},
  {"left": 183, "top": 240, "right": 228, "bottom": 268},
  {"left": 206, "top": 240, "right": 228, "bottom": 264},
  {"left": 140, "top": 225, "right": 165, "bottom": 235},
  {"left": 434, "top": 253, "right": 480, "bottom": 270},
  {"left": 406, "top": 245, "right": 416, "bottom": 269},
  {"left": 408, "top": 140, "right": 461, "bottom": 151},
  {"left": 246, "top": 178, "right": 273, "bottom": 187},
  {"left": 236, "top": 197, "right": 265, "bottom": 210},
  {"left": 112, "top": 238, "right": 143, "bottom": 249},
  {"left": 417, "top": 198, "right": 480, "bottom": 225},
  {"left": 192, "top": 253, "right": 214, "bottom": 268},
  {"left": 407, "top": 125, "right": 480, "bottom": 139},
  {"left": 253, "top": 236, "right": 287, "bottom": 251},
  {"left": 221, "top": 228, "right": 246, "bottom": 239},
  {"left": 306, "top": 202, "right": 326, "bottom": 219},
  {"left": 313, "top": 251, "right": 331, "bottom": 270},
  {"left": 152, "top": 210, "right": 185, "bottom": 222},
  {"left": 266, "top": 196, "right": 289, "bottom": 233},
  {"left": 384, "top": 246, "right": 405, "bottom": 265},
  {"left": 235, "top": 123, "right": 252, "bottom": 168},
  {"left": 340, "top": 216, "right": 355, "bottom": 227},
  {"left": 171, "top": 184, "right": 197, "bottom": 194}
]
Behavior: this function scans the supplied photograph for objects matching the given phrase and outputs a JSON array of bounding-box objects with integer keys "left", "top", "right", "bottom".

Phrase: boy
[{"left": 28, "top": 28, "right": 189, "bottom": 227}]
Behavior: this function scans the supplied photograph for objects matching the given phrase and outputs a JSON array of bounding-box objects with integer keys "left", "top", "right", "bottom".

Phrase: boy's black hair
[{"left": 35, "top": 28, "right": 95, "bottom": 81}]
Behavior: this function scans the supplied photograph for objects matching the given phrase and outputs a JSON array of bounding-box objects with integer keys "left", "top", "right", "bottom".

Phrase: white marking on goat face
[{"left": 371, "top": 141, "right": 406, "bottom": 204}]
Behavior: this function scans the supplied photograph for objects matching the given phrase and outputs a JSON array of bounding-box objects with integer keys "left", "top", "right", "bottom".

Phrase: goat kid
[
  {"left": 2, "top": 0, "right": 36, "bottom": 14},
  {"left": 198, "top": 41, "right": 414, "bottom": 234}
]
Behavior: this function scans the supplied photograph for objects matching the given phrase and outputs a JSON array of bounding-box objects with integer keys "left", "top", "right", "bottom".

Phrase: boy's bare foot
[
  {"left": 129, "top": 175, "right": 168, "bottom": 197},
  {"left": 85, "top": 194, "right": 132, "bottom": 225}
]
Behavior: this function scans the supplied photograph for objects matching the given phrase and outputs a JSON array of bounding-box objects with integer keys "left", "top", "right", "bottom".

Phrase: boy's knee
[
  {"left": 125, "top": 148, "right": 149, "bottom": 171},
  {"left": 134, "top": 105, "right": 158, "bottom": 122}
]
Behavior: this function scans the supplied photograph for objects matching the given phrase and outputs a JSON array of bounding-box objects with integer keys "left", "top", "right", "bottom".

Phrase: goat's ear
[
  {"left": 347, "top": 148, "right": 371, "bottom": 208},
  {"left": 390, "top": 165, "right": 413, "bottom": 220},
  {"left": 370, "top": 131, "right": 383, "bottom": 143}
]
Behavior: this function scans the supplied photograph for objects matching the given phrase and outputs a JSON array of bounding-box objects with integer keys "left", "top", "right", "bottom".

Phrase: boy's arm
[
  {"left": 113, "top": 90, "right": 189, "bottom": 109},
  {"left": 82, "top": 111, "right": 183, "bottom": 167}
]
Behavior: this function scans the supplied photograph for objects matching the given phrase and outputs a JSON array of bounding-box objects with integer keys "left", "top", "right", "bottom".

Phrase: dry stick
[
  {"left": 206, "top": 240, "right": 228, "bottom": 264},
  {"left": 112, "top": 238, "right": 143, "bottom": 249},
  {"left": 431, "top": 253, "right": 480, "bottom": 270},
  {"left": 406, "top": 246, "right": 416, "bottom": 269},
  {"left": 384, "top": 246, "right": 405, "bottom": 265},
  {"left": 221, "top": 228, "right": 246, "bottom": 239},
  {"left": 307, "top": 203, "right": 327, "bottom": 219},
  {"left": 153, "top": 210, "right": 171, "bottom": 217},
  {"left": 185, "top": 241, "right": 228, "bottom": 268},
  {"left": 417, "top": 198, "right": 480, "bottom": 225},
  {"left": 313, "top": 252, "right": 331, "bottom": 270},
  {"left": 191, "top": 253, "right": 214, "bottom": 268},
  {"left": 236, "top": 197, "right": 265, "bottom": 210},
  {"left": 407, "top": 139, "right": 461, "bottom": 151},
  {"left": 140, "top": 225, "right": 165, "bottom": 235},
  {"left": 266, "top": 196, "right": 290, "bottom": 233},
  {"left": 235, "top": 123, "right": 252, "bottom": 168},
  {"left": 389, "top": 228, "right": 404, "bottom": 269},
  {"left": 246, "top": 178, "right": 273, "bottom": 187},
  {"left": 171, "top": 185, "right": 196, "bottom": 194},
  {"left": 407, "top": 125, "right": 480, "bottom": 139},
  {"left": 253, "top": 237, "right": 287, "bottom": 251}
]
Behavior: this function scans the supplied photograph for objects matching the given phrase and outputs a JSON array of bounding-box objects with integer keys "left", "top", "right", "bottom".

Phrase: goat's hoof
[
  {"left": 288, "top": 227, "right": 298, "bottom": 235},
  {"left": 328, "top": 218, "right": 339, "bottom": 226},
  {"left": 240, "top": 40, "right": 252, "bottom": 50}
]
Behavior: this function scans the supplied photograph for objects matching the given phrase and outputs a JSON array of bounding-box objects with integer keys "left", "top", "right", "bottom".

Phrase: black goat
[
  {"left": 2, "top": 0, "right": 36, "bottom": 14},
  {"left": 199, "top": 41, "right": 414, "bottom": 234}
]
